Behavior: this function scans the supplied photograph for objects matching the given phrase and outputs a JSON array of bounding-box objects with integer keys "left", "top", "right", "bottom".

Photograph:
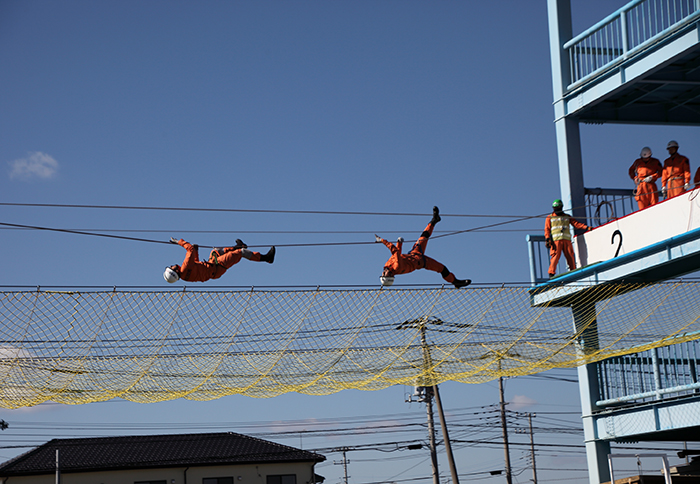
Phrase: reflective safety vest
[{"left": 550, "top": 215, "right": 571, "bottom": 241}]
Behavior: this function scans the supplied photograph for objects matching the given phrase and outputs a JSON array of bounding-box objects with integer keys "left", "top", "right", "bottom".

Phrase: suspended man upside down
[
  {"left": 375, "top": 206, "right": 470, "bottom": 288},
  {"left": 164, "top": 238, "right": 275, "bottom": 283}
]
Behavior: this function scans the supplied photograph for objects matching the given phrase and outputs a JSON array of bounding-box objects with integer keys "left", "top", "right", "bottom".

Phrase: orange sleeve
[
  {"left": 544, "top": 215, "right": 551, "bottom": 239},
  {"left": 380, "top": 238, "right": 398, "bottom": 255},
  {"left": 177, "top": 239, "right": 194, "bottom": 251},
  {"left": 570, "top": 217, "right": 589, "bottom": 231},
  {"left": 684, "top": 157, "right": 691, "bottom": 184},
  {"left": 629, "top": 160, "right": 637, "bottom": 180}
]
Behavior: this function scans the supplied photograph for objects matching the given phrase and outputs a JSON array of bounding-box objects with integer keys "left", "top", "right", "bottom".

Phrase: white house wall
[{"left": 0, "top": 461, "right": 317, "bottom": 484}]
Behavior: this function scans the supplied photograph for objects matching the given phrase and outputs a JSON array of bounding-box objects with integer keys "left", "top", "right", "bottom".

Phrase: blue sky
[{"left": 1, "top": 1, "right": 696, "bottom": 482}]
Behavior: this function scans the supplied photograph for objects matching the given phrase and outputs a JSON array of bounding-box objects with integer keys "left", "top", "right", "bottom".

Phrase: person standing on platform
[
  {"left": 662, "top": 140, "right": 691, "bottom": 199},
  {"left": 629, "top": 146, "right": 662, "bottom": 210},
  {"left": 544, "top": 199, "right": 591, "bottom": 279}
]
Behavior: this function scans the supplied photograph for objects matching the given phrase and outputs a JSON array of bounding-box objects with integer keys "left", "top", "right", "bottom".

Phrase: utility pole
[
  {"left": 433, "top": 384, "right": 460, "bottom": 484},
  {"left": 400, "top": 316, "right": 462, "bottom": 484},
  {"left": 55, "top": 448, "right": 60, "bottom": 484},
  {"left": 499, "top": 377, "right": 513, "bottom": 484},
  {"left": 528, "top": 413, "right": 538, "bottom": 484},
  {"left": 333, "top": 448, "right": 350, "bottom": 484},
  {"left": 425, "top": 387, "right": 440, "bottom": 484}
]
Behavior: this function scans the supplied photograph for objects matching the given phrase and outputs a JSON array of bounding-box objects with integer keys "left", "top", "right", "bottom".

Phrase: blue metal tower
[{"left": 545, "top": 1, "right": 700, "bottom": 483}]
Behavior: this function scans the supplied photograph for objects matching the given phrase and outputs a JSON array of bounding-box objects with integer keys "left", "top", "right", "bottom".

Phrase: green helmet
[{"left": 552, "top": 199, "right": 563, "bottom": 208}]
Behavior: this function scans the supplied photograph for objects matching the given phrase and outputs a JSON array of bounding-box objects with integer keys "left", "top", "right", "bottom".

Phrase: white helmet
[
  {"left": 380, "top": 275, "right": 395, "bottom": 286},
  {"left": 163, "top": 267, "right": 180, "bottom": 283},
  {"left": 640, "top": 147, "right": 652, "bottom": 158},
  {"left": 667, "top": 140, "right": 679, "bottom": 149}
]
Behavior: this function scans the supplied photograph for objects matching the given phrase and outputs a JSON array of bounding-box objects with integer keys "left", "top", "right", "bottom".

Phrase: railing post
[
  {"left": 652, "top": 348, "right": 662, "bottom": 400},
  {"left": 620, "top": 10, "right": 628, "bottom": 56}
]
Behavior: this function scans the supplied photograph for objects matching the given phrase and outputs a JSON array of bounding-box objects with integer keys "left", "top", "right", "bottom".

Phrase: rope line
[
  {"left": 0, "top": 282, "right": 698, "bottom": 407},
  {"left": 0, "top": 214, "right": 545, "bottom": 248}
]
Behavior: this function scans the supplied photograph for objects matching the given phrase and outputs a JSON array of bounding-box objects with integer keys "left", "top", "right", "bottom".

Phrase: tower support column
[{"left": 573, "top": 301, "right": 610, "bottom": 484}]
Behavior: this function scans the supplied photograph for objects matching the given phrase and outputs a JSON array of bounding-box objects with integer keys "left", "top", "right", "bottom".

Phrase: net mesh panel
[{"left": 0, "top": 282, "right": 699, "bottom": 408}]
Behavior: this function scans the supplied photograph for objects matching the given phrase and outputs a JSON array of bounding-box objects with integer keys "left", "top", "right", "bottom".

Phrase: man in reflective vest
[{"left": 544, "top": 199, "right": 591, "bottom": 279}]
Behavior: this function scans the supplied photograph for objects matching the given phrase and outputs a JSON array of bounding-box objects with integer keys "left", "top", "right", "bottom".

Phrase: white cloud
[
  {"left": 510, "top": 394, "right": 538, "bottom": 410},
  {"left": 8, "top": 151, "right": 59, "bottom": 180}
]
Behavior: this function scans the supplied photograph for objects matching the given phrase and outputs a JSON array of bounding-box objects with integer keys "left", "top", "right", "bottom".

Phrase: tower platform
[{"left": 530, "top": 188, "right": 700, "bottom": 307}]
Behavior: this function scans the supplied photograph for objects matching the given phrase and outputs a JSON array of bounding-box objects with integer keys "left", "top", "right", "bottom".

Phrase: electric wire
[
  {"left": 0, "top": 227, "right": 543, "bottom": 234},
  {"left": 0, "top": 201, "right": 531, "bottom": 218},
  {"left": 0, "top": 195, "right": 623, "bottom": 249}
]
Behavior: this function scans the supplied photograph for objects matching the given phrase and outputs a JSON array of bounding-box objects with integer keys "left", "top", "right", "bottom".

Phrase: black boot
[
  {"left": 261, "top": 246, "right": 276, "bottom": 264},
  {"left": 431, "top": 206, "right": 441, "bottom": 225},
  {"left": 234, "top": 239, "right": 247, "bottom": 249},
  {"left": 453, "top": 278, "right": 470, "bottom": 288}
]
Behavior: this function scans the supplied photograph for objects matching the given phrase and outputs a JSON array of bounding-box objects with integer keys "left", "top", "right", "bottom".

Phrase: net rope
[{"left": 0, "top": 282, "right": 699, "bottom": 408}]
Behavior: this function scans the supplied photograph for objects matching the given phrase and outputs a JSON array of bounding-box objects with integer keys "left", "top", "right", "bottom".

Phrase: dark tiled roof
[{"left": 0, "top": 432, "right": 325, "bottom": 476}]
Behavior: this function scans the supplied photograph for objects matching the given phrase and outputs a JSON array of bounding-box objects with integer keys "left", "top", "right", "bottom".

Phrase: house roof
[{"left": 0, "top": 432, "right": 325, "bottom": 476}]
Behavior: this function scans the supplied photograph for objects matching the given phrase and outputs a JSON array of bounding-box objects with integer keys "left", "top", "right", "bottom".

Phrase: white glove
[
  {"left": 662, "top": 186, "right": 667, "bottom": 196},
  {"left": 397, "top": 237, "right": 404, "bottom": 244},
  {"left": 375, "top": 235, "right": 382, "bottom": 243},
  {"left": 685, "top": 183, "right": 691, "bottom": 190},
  {"left": 169, "top": 237, "right": 179, "bottom": 244},
  {"left": 643, "top": 176, "right": 653, "bottom": 183}
]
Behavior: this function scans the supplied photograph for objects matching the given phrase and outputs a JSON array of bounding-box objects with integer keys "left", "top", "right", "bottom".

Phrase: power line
[
  {"left": 0, "top": 227, "right": 543, "bottom": 235},
  {"left": 0, "top": 202, "right": 534, "bottom": 218}
]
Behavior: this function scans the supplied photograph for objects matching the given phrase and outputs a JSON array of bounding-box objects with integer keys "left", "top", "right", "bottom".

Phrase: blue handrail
[{"left": 562, "top": 0, "right": 700, "bottom": 88}]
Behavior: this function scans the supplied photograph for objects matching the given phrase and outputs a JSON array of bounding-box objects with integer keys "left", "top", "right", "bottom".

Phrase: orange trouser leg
[
  {"left": 668, "top": 179, "right": 686, "bottom": 198},
  {"left": 562, "top": 241, "right": 576, "bottom": 271},
  {"left": 423, "top": 256, "right": 455, "bottom": 283},
  {"left": 412, "top": 222, "right": 435, "bottom": 254},
  {"left": 209, "top": 248, "right": 263, "bottom": 269},
  {"left": 549, "top": 240, "right": 576, "bottom": 276},
  {"left": 635, "top": 182, "right": 658, "bottom": 209},
  {"left": 210, "top": 249, "right": 242, "bottom": 269},
  {"left": 548, "top": 241, "right": 563, "bottom": 276}
]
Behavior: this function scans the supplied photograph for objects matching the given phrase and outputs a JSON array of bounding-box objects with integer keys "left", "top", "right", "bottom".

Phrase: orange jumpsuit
[
  {"left": 662, "top": 153, "right": 690, "bottom": 198},
  {"left": 544, "top": 212, "right": 589, "bottom": 278},
  {"left": 694, "top": 166, "right": 700, "bottom": 188},
  {"left": 379, "top": 222, "right": 458, "bottom": 284},
  {"left": 628, "top": 157, "right": 662, "bottom": 209},
  {"left": 173, "top": 239, "right": 262, "bottom": 282}
]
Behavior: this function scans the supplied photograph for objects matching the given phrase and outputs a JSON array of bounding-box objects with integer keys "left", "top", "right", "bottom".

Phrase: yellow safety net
[{"left": 0, "top": 282, "right": 699, "bottom": 408}]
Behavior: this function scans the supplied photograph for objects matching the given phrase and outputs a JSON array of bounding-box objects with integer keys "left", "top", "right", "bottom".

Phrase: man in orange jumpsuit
[
  {"left": 545, "top": 199, "right": 591, "bottom": 279},
  {"left": 694, "top": 165, "right": 700, "bottom": 189},
  {"left": 662, "top": 140, "right": 691, "bottom": 199},
  {"left": 163, "top": 238, "right": 275, "bottom": 283},
  {"left": 629, "top": 146, "right": 662, "bottom": 210},
  {"left": 375, "top": 206, "right": 470, "bottom": 288}
]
